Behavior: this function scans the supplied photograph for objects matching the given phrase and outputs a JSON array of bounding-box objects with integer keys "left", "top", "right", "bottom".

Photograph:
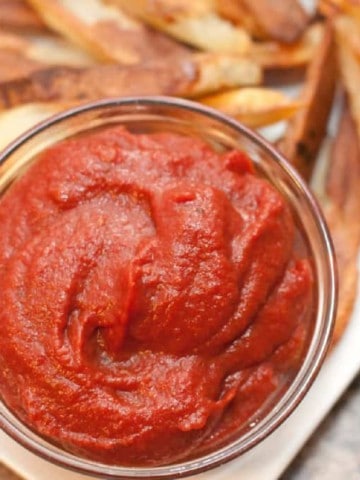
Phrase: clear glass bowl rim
[{"left": 0, "top": 96, "right": 337, "bottom": 479}]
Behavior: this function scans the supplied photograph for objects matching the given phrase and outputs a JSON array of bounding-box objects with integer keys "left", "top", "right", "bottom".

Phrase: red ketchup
[{"left": 0, "top": 127, "right": 313, "bottom": 466}]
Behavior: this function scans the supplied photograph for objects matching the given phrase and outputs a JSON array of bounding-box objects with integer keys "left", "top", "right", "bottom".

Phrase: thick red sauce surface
[{"left": 0, "top": 127, "right": 313, "bottom": 466}]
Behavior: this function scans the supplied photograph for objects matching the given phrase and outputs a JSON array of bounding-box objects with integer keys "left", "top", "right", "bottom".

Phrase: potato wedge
[
  {"left": 216, "top": 0, "right": 262, "bottom": 39},
  {"left": 201, "top": 87, "right": 303, "bottom": 128},
  {"left": 251, "top": 23, "right": 324, "bottom": 70},
  {"left": 0, "top": 0, "right": 46, "bottom": 31},
  {"left": 336, "top": 27, "right": 360, "bottom": 137},
  {"left": 0, "top": 103, "right": 69, "bottom": 152},
  {"left": 0, "top": 30, "right": 28, "bottom": 51},
  {"left": 326, "top": 104, "right": 360, "bottom": 217},
  {"left": 312, "top": 102, "right": 360, "bottom": 344},
  {"left": 334, "top": 14, "right": 360, "bottom": 60},
  {"left": 0, "top": 54, "right": 261, "bottom": 110},
  {"left": 0, "top": 50, "right": 43, "bottom": 82},
  {"left": 23, "top": 34, "right": 97, "bottom": 66},
  {"left": 218, "top": 0, "right": 309, "bottom": 43},
  {"left": 319, "top": 0, "right": 360, "bottom": 21},
  {"left": 279, "top": 23, "right": 337, "bottom": 180},
  {"left": 107, "top": 0, "right": 251, "bottom": 54},
  {"left": 25, "top": 0, "right": 187, "bottom": 64},
  {"left": 189, "top": 54, "right": 262, "bottom": 98},
  {"left": 241, "top": 0, "right": 309, "bottom": 43},
  {"left": 318, "top": 0, "right": 341, "bottom": 17},
  {"left": 0, "top": 29, "right": 96, "bottom": 67}
]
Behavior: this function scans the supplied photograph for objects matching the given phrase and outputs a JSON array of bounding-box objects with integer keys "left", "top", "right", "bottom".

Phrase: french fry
[
  {"left": 0, "top": 53, "right": 262, "bottom": 110},
  {"left": 0, "top": 103, "right": 69, "bottom": 152},
  {"left": 0, "top": 29, "right": 96, "bottom": 67},
  {"left": 241, "top": 0, "right": 309, "bottom": 43},
  {"left": 0, "top": 28, "right": 96, "bottom": 82},
  {"left": 0, "top": 51, "right": 43, "bottom": 83},
  {"left": 318, "top": 0, "right": 341, "bottom": 17},
  {"left": 189, "top": 54, "right": 262, "bottom": 98},
  {"left": 107, "top": 0, "right": 251, "bottom": 55},
  {"left": 336, "top": 26, "right": 360, "bottom": 137},
  {"left": 200, "top": 87, "right": 303, "bottom": 128},
  {"left": 334, "top": 14, "right": 360, "bottom": 60},
  {"left": 326, "top": 104, "right": 360, "bottom": 221},
  {"left": 23, "top": 34, "right": 97, "bottom": 66},
  {"left": 0, "top": 0, "right": 46, "bottom": 32},
  {"left": 0, "top": 30, "right": 28, "bottom": 51},
  {"left": 312, "top": 102, "right": 360, "bottom": 344},
  {"left": 319, "top": 0, "right": 360, "bottom": 21},
  {"left": 25, "top": 0, "right": 188, "bottom": 65},
  {"left": 251, "top": 23, "right": 324, "bottom": 70},
  {"left": 216, "top": 0, "right": 263, "bottom": 39},
  {"left": 218, "top": 0, "right": 310, "bottom": 43},
  {"left": 279, "top": 23, "right": 337, "bottom": 180}
]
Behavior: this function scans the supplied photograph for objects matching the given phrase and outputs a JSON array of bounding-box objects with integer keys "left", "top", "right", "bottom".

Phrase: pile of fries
[{"left": 0, "top": 0, "right": 359, "bottom": 344}]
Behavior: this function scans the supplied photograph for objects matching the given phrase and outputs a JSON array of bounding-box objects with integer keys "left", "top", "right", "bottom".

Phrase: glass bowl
[{"left": 0, "top": 96, "right": 337, "bottom": 479}]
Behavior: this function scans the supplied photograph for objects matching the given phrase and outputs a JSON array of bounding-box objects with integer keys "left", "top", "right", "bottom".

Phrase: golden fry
[
  {"left": 216, "top": 0, "right": 263, "bottom": 39},
  {"left": 335, "top": 13, "right": 360, "bottom": 63},
  {"left": 0, "top": 103, "right": 69, "bottom": 152},
  {"left": 201, "top": 87, "right": 302, "bottom": 127},
  {"left": 0, "top": 29, "right": 96, "bottom": 67},
  {"left": 0, "top": 0, "right": 46, "bottom": 31},
  {"left": 251, "top": 23, "right": 323, "bottom": 70},
  {"left": 279, "top": 23, "right": 337, "bottom": 180},
  {"left": 0, "top": 30, "right": 28, "bottom": 51},
  {"left": 319, "top": 0, "right": 360, "bottom": 21},
  {"left": 318, "top": 0, "right": 340, "bottom": 17},
  {"left": 107, "top": 0, "right": 251, "bottom": 54},
  {"left": 0, "top": 53, "right": 261, "bottom": 110},
  {"left": 336, "top": 27, "right": 360, "bottom": 137},
  {"left": 312, "top": 102, "right": 360, "bottom": 344},
  {"left": 190, "top": 54, "right": 262, "bottom": 98},
  {"left": 0, "top": 50, "right": 42, "bottom": 82},
  {"left": 218, "top": 0, "right": 309, "bottom": 43},
  {"left": 25, "top": 0, "right": 187, "bottom": 64}
]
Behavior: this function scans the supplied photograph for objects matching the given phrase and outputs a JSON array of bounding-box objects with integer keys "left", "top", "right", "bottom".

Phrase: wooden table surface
[{"left": 1, "top": 372, "right": 360, "bottom": 480}]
